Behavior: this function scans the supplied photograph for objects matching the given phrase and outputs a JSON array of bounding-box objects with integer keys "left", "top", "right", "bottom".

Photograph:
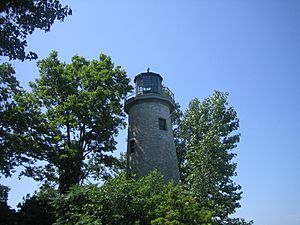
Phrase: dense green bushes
[
  {"left": 53, "top": 172, "right": 212, "bottom": 225},
  {"left": 1, "top": 172, "right": 213, "bottom": 225}
]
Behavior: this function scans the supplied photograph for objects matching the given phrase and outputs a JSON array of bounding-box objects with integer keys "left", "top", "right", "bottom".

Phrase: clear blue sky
[{"left": 1, "top": 1, "right": 300, "bottom": 224}]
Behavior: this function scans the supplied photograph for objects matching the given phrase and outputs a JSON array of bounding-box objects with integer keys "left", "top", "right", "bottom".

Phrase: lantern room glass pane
[{"left": 135, "top": 73, "right": 162, "bottom": 95}]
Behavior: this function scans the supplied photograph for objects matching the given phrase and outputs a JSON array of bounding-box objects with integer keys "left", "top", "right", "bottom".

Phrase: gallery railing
[{"left": 125, "top": 86, "right": 175, "bottom": 103}]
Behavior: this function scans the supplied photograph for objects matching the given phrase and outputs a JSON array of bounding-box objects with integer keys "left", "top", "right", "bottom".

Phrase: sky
[{"left": 1, "top": 1, "right": 300, "bottom": 224}]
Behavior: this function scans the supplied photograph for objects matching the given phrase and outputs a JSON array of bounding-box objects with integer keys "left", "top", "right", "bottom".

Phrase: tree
[
  {"left": 0, "top": 0, "right": 72, "bottom": 61},
  {"left": 151, "top": 183, "right": 213, "bottom": 225},
  {"left": 13, "top": 51, "right": 132, "bottom": 193},
  {"left": 0, "top": 184, "right": 10, "bottom": 205},
  {"left": 0, "top": 185, "right": 16, "bottom": 225},
  {"left": 0, "top": 63, "right": 25, "bottom": 177},
  {"left": 171, "top": 102, "right": 187, "bottom": 181},
  {"left": 0, "top": 66, "right": 21, "bottom": 220},
  {"left": 220, "top": 218, "right": 254, "bottom": 225},
  {"left": 53, "top": 171, "right": 213, "bottom": 225},
  {"left": 180, "top": 91, "right": 242, "bottom": 222},
  {"left": 53, "top": 172, "right": 164, "bottom": 225},
  {"left": 16, "top": 185, "right": 58, "bottom": 225}
]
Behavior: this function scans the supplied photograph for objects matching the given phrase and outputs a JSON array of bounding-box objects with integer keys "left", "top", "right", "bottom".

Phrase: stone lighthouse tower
[{"left": 124, "top": 70, "right": 180, "bottom": 182}]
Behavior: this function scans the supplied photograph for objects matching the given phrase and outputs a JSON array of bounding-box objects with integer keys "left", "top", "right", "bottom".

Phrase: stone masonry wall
[{"left": 127, "top": 98, "right": 180, "bottom": 182}]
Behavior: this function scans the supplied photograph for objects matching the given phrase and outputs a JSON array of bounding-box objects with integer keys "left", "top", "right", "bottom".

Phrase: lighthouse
[{"left": 124, "top": 70, "right": 180, "bottom": 182}]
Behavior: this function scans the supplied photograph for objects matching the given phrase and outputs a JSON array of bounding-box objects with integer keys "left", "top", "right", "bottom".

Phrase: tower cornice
[{"left": 124, "top": 94, "right": 175, "bottom": 114}]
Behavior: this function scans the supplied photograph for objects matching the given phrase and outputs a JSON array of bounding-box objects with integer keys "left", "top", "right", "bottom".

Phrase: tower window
[
  {"left": 129, "top": 139, "right": 135, "bottom": 154},
  {"left": 159, "top": 118, "right": 167, "bottom": 130}
]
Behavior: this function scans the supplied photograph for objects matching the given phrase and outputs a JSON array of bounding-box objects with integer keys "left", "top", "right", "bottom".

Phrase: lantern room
[{"left": 134, "top": 71, "right": 163, "bottom": 95}]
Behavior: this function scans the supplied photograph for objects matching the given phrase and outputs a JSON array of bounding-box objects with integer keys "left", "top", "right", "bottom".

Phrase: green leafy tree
[
  {"left": 0, "top": 0, "right": 72, "bottom": 61},
  {"left": 0, "top": 63, "right": 25, "bottom": 177},
  {"left": 221, "top": 218, "right": 254, "bottom": 225},
  {"left": 151, "top": 184, "right": 213, "bottom": 225},
  {"left": 0, "top": 76, "right": 19, "bottom": 222},
  {"left": 14, "top": 51, "right": 132, "bottom": 193},
  {"left": 0, "top": 184, "right": 10, "bottom": 205},
  {"left": 0, "top": 185, "right": 16, "bottom": 225},
  {"left": 180, "top": 91, "right": 242, "bottom": 222},
  {"left": 53, "top": 171, "right": 213, "bottom": 225},
  {"left": 16, "top": 185, "right": 58, "bottom": 225},
  {"left": 53, "top": 172, "right": 164, "bottom": 225},
  {"left": 171, "top": 102, "right": 187, "bottom": 181}
]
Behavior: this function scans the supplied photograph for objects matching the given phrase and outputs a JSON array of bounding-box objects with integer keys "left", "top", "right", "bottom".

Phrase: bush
[{"left": 53, "top": 172, "right": 213, "bottom": 225}]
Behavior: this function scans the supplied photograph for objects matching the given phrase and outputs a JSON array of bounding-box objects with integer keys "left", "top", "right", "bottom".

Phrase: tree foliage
[
  {"left": 16, "top": 185, "right": 58, "bottom": 225},
  {"left": 0, "top": 184, "right": 10, "bottom": 205},
  {"left": 171, "top": 102, "right": 187, "bottom": 181},
  {"left": 12, "top": 51, "right": 132, "bottom": 193},
  {"left": 0, "top": 0, "right": 72, "bottom": 61},
  {"left": 221, "top": 218, "right": 254, "bottom": 225},
  {"left": 0, "top": 63, "right": 24, "bottom": 177},
  {"left": 53, "top": 171, "right": 213, "bottom": 225},
  {"left": 0, "top": 184, "right": 16, "bottom": 225},
  {"left": 0, "top": 57, "right": 253, "bottom": 224},
  {"left": 180, "top": 91, "right": 242, "bottom": 222}
]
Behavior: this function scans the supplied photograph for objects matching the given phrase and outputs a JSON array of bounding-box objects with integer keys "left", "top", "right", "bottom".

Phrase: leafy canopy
[
  {"left": 180, "top": 91, "right": 242, "bottom": 222},
  {"left": 53, "top": 171, "right": 213, "bottom": 225},
  {"left": 0, "top": 0, "right": 72, "bottom": 61},
  {"left": 13, "top": 51, "right": 132, "bottom": 193},
  {"left": 0, "top": 63, "right": 24, "bottom": 177}
]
